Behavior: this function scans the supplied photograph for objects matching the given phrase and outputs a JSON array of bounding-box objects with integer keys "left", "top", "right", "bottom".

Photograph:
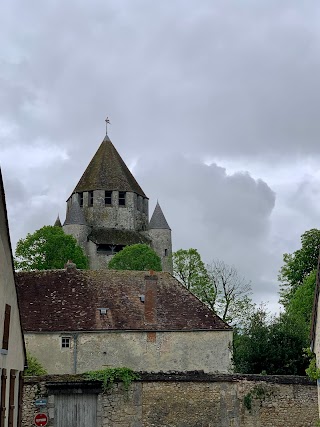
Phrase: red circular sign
[{"left": 34, "top": 413, "right": 48, "bottom": 426}]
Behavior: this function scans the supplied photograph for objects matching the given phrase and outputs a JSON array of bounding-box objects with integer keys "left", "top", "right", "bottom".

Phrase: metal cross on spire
[{"left": 105, "top": 116, "right": 111, "bottom": 135}]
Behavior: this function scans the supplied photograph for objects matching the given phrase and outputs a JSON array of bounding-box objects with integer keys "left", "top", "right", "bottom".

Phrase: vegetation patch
[
  {"left": 83, "top": 367, "right": 140, "bottom": 392},
  {"left": 244, "top": 384, "right": 273, "bottom": 413},
  {"left": 24, "top": 353, "right": 47, "bottom": 376},
  {"left": 305, "top": 348, "right": 320, "bottom": 380}
]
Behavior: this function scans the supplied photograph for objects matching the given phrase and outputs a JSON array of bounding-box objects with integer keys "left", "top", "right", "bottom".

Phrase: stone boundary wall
[{"left": 23, "top": 372, "right": 318, "bottom": 427}]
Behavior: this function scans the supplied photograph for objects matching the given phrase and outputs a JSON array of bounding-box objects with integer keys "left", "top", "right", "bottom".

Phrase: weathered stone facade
[
  {"left": 22, "top": 373, "right": 319, "bottom": 427},
  {"left": 62, "top": 134, "right": 173, "bottom": 272},
  {"left": 0, "top": 171, "right": 25, "bottom": 427},
  {"left": 17, "top": 269, "right": 232, "bottom": 375},
  {"left": 24, "top": 330, "right": 232, "bottom": 375}
]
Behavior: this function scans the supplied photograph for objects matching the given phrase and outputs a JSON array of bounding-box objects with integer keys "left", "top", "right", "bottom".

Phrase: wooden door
[{"left": 54, "top": 394, "right": 97, "bottom": 427}]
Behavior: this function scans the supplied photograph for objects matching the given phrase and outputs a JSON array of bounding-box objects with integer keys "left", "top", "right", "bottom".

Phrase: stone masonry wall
[{"left": 22, "top": 372, "right": 318, "bottom": 427}]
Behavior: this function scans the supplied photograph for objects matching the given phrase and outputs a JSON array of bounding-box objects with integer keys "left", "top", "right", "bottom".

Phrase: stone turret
[
  {"left": 64, "top": 130, "right": 151, "bottom": 269},
  {"left": 54, "top": 215, "right": 62, "bottom": 227},
  {"left": 63, "top": 199, "right": 89, "bottom": 253},
  {"left": 63, "top": 123, "right": 173, "bottom": 271},
  {"left": 148, "top": 202, "right": 173, "bottom": 273}
]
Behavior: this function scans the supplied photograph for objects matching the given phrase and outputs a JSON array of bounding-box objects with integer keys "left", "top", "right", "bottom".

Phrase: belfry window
[
  {"left": 78, "top": 192, "right": 84, "bottom": 207},
  {"left": 88, "top": 191, "right": 94, "bottom": 207},
  {"left": 119, "top": 191, "right": 126, "bottom": 206},
  {"left": 105, "top": 191, "right": 112, "bottom": 206}
]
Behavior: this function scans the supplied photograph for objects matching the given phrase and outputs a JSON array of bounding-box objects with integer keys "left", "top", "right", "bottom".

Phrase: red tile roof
[{"left": 16, "top": 269, "right": 231, "bottom": 333}]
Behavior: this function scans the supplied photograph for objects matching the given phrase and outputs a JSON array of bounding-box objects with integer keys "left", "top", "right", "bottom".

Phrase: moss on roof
[
  {"left": 88, "top": 228, "right": 151, "bottom": 246},
  {"left": 72, "top": 139, "right": 147, "bottom": 197},
  {"left": 16, "top": 270, "right": 232, "bottom": 332}
]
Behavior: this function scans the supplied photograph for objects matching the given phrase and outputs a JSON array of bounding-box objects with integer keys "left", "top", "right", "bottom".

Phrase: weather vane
[{"left": 105, "top": 116, "right": 111, "bottom": 135}]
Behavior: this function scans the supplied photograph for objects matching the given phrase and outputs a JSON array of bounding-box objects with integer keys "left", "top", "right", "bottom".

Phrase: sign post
[{"left": 34, "top": 413, "right": 48, "bottom": 426}]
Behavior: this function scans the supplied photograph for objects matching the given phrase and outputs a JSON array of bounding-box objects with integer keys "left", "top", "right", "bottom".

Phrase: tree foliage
[
  {"left": 24, "top": 353, "right": 47, "bottom": 376},
  {"left": 233, "top": 307, "right": 309, "bottom": 375},
  {"left": 108, "top": 244, "right": 162, "bottom": 271},
  {"left": 286, "top": 269, "right": 316, "bottom": 326},
  {"left": 206, "top": 260, "right": 253, "bottom": 324},
  {"left": 173, "top": 249, "right": 253, "bottom": 326},
  {"left": 279, "top": 229, "right": 320, "bottom": 306},
  {"left": 15, "top": 225, "right": 88, "bottom": 271},
  {"left": 172, "top": 248, "right": 210, "bottom": 291}
]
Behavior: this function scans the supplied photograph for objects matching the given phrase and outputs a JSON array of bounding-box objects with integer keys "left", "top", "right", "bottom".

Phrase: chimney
[{"left": 144, "top": 273, "right": 158, "bottom": 324}]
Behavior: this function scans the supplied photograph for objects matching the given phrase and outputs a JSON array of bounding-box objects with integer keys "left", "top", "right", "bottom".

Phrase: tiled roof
[
  {"left": 88, "top": 228, "right": 151, "bottom": 246},
  {"left": 71, "top": 138, "right": 147, "bottom": 198},
  {"left": 63, "top": 200, "right": 86, "bottom": 226},
  {"left": 149, "top": 202, "right": 170, "bottom": 230},
  {"left": 15, "top": 270, "right": 231, "bottom": 333}
]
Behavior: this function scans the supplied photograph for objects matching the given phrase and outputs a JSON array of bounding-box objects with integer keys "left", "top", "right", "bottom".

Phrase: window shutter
[
  {"left": 8, "top": 370, "right": 16, "bottom": 427},
  {"left": 2, "top": 304, "right": 11, "bottom": 350},
  {"left": 0, "top": 369, "right": 7, "bottom": 427},
  {"left": 17, "top": 372, "right": 23, "bottom": 427}
]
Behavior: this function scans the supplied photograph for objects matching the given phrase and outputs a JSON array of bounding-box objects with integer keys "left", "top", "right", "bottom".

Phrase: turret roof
[
  {"left": 54, "top": 215, "right": 62, "bottom": 227},
  {"left": 149, "top": 202, "right": 171, "bottom": 230},
  {"left": 63, "top": 200, "right": 87, "bottom": 226},
  {"left": 72, "top": 135, "right": 147, "bottom": 198}
]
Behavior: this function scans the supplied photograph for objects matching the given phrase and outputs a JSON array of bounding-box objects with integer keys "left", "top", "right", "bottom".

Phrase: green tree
[
  {"left": 173, "top": 250, "right": 253, "bottom": 326},
  {"left": 206, "top": 259, "right": 253, "bottom": 324},
  {"left": 172, "top": 248, "right": 210, "bottom": 292},
  {"left": 15, "top": 225, "right": 88, "bottom": 271},
  {"left": 233, "top": 307, "right": 309, "bottom": 375},
  {"left": 279, "top": 229, "right": 320, "bottom": 306},
  {"left": 24, "top": 353, "right": 47, "bottom": 376},
  {"left": 286, "top": 269, "right": 316, "bottom": 326},
  {"left": 108, "top": 244, "right": 162, "bottom": 271}
]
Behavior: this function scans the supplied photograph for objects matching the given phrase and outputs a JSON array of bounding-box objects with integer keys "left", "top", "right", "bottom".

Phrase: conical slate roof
[
  {"left": 72, "top": 136, "right": 146, "bottom": 197},
  {"left": 54, "top": 215, "right": 62, "bottom": 227},
  {"left": 149, "top": 202, "right": 171, "bottom": 230},
  {"left": 64, "top": 200, "right": 87, "bottom": 226}
]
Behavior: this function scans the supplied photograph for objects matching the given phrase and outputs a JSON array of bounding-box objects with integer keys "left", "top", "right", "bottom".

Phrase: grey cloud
[
  {"left": 1, "top": 0, "right": 320, "bottom": 312},
  {"left": 136, "top": 154, "right": 277, "bottom": 304}
]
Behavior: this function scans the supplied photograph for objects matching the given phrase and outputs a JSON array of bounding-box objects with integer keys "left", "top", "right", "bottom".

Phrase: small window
[
  {"left": 2, "top": 304, "right": 11, "bottom": 351},
  {"left": 164, "top": 249, "right": 168, "bottom": 257},
  {"left": 61, "top": 337, "right": 71, "bottom": 348},
  {"left": 88, "top": 190, "right": 94, "bottom": 207},
  {"left": 105, "top": 191, "right": 112, "bottom": 206},
  {"left": 119, "top": 191, "right": 126, "bottom": 206},
  {"left": 78, "top": 192, "right": 84, "bottom": 208}
]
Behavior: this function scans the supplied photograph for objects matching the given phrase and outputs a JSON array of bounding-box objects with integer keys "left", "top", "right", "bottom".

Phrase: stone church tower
[{"left": 63, "top": 129, "right": 173, "bottom": 272}]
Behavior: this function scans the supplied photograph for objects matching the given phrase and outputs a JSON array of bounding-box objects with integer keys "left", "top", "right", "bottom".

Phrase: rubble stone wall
[{"left": 22, "top": 373, "right": 318, "bottom": 427}]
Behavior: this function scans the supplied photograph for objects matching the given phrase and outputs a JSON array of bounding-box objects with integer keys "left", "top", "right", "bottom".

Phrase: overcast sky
[{"left": 1, "top": 0, "right": 320, "bottom": 312}]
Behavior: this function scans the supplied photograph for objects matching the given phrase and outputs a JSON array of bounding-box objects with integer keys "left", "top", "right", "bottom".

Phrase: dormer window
[
  {"left": 88, "top": 191, "right": 94, "bottom": 207},
  {"left": 105, "top": 191, "right": 112, "bottom": 206},
  {"left": 78, "top": 192, "right": 84, "bottom": 207},
  {"left": 119, "top": 191, "right": 126, "bottom": 206}
]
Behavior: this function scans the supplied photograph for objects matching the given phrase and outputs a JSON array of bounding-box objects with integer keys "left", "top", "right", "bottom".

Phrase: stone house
[
  {"left": 62, "top": 129, "right": 173, "bottom": 272},
  {"left": 16, "top": 265, "right": 232, "bottom": 375},
  {"left": 0, "top": 170, "right": 26, "bottom": 426}
]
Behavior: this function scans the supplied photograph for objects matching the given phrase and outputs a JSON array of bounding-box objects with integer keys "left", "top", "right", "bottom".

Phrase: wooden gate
[{"left": 54, "top": 394, "right": 97, "bottom": 427}]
